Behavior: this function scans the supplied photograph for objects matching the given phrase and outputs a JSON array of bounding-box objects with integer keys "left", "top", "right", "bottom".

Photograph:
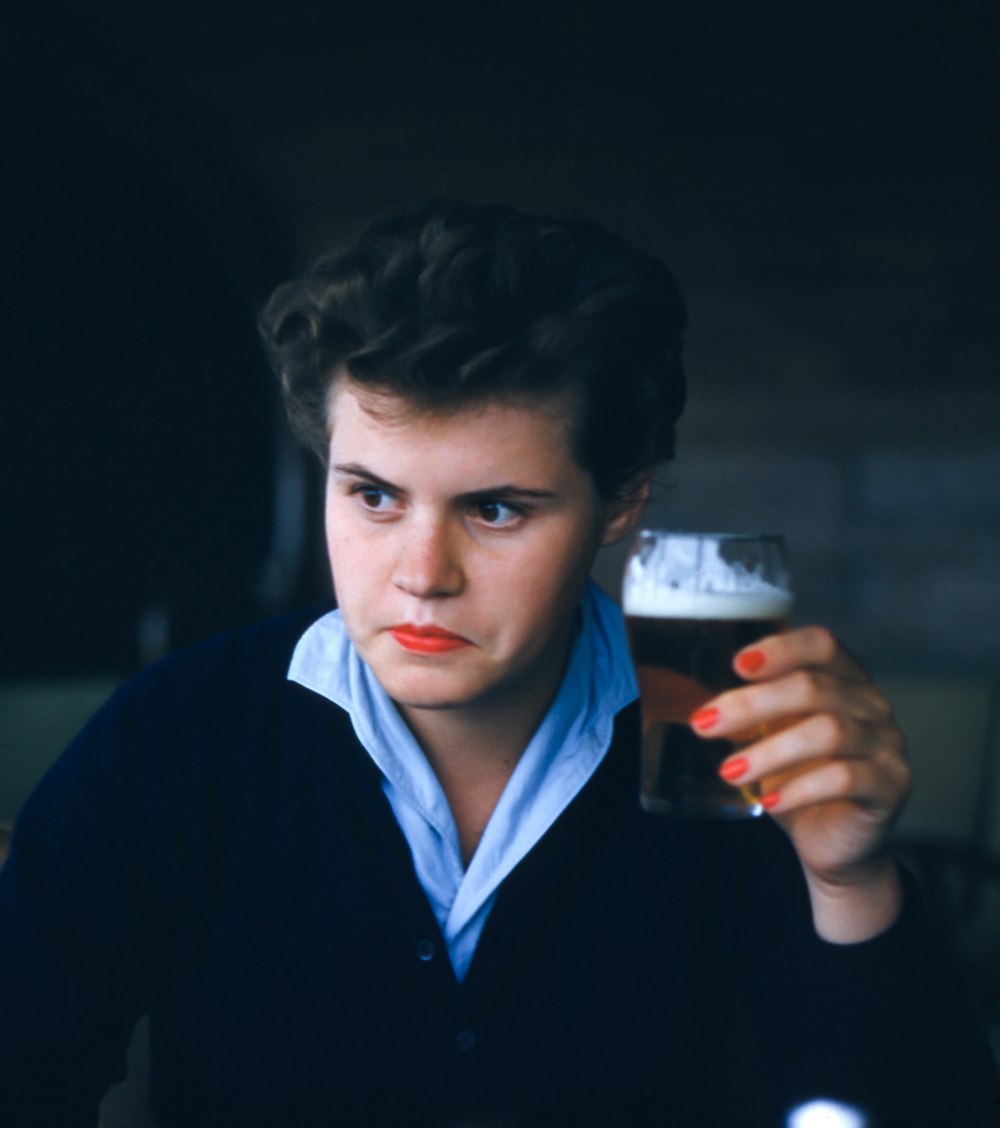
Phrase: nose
[{"left": 392, "top": 516, "right": 465, "bottom": 599}]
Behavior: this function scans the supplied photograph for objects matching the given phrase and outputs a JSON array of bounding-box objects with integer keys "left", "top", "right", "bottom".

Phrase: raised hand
[{"left": 692, "top": 626, "right": 912, "bottom": 942}]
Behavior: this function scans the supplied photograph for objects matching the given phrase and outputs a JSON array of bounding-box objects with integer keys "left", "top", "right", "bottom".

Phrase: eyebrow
[
  {"left": 331, "top": 464, "right": 401, "bottom": 493},
  {"left": 331, "top": 462, "right": 558, "bottom": 502}
]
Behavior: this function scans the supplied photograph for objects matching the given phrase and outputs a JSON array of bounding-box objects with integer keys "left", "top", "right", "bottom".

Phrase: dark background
[
  {"left": 3, "top": 0, "right": 999, "bottom": 676},
  {"left": 3, "top": 2, "right": 1000, "bottom": 1087}
]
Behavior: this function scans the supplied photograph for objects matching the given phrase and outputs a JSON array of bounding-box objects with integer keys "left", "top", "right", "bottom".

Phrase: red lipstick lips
[{"left": 389, "top": 625, "right": 471, "bottom": 654}]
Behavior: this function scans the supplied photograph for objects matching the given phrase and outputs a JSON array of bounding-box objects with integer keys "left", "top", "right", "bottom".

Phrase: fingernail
[
  {"left": 760, "top": 791, "right": 781, "bottom": 811},
  {"left": 690, "top": 707, "right": 720, "bottom": 731},
  {"left": 718, "top": 756, "right": 749, "bottom": 782},
  {"left": 736, "top": 649, "right": 766, "bottom": 676}
]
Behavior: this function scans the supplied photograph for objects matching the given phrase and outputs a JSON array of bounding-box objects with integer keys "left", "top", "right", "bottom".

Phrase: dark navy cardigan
[{"left": 1, "top": 608, "right": 997, "bottom": 1127}]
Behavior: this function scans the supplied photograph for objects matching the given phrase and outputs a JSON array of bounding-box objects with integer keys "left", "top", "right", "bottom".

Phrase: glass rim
[{"left": 634, "top": 529, "right": 786, "bottom": 544}]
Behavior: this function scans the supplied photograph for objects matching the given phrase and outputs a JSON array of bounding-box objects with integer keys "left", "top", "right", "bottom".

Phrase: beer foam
[
  {"left": 622, "top": 531, "right": 792, "bottom": 619},
  {"left": 623, "top": 586, "right": 793, "bottom": 620}
]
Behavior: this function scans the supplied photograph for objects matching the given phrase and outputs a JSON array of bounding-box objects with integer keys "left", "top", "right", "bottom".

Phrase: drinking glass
[{"left": 622, "top": 531, "right": 793, "bottom": 818}]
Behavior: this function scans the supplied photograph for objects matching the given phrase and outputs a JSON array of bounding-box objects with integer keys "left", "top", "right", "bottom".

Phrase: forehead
[{"left": 326, "top": 378, "right": 582, "bottom": 474}]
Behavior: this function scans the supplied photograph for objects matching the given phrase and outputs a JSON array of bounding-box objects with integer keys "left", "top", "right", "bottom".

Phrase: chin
[{"left": 374, "top": 669, "right": 486, "bottom": 712}]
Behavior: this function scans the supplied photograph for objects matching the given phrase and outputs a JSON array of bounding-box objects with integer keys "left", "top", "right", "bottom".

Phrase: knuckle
[
  {"left": 789, "top": 669, "right": 823, "bottom": 706},
  {"left": 807, "top": 626, "right": 839, "bottom": 664},
  {"left": 895, "top": 756, "right": 914, "bottom": 799},
  {"left": 901, "top": 766, "right": 914, "bottom": 803},
  {"left": 871, "top": 722, "right": 907, "bottom": 764},
  {"left": 814, "top": 710, "right": 849, "bottom": 750},
  {"left": 865, "top": 682, "right": 895, "bottom": 721},
  {"left": 883, "top": 731, "right": 912, "bottom": 791},
  {"left": 829, "top": 759, "right": 857, "bottom": 796},
  {"left": 885, "top": 725, "right": 906, "bottom": 759}
]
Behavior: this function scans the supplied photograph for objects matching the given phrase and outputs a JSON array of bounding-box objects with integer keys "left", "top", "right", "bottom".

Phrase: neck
[{"left": 398, "top": 655, "right": 569, "bottom": 866}]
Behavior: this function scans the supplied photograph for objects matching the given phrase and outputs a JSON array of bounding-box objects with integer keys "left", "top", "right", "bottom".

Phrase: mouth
[{"left": 388, "top": 624, "right": 473, "bottom": 655}]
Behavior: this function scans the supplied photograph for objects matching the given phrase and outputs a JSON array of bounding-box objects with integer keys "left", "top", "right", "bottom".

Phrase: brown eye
[
  {"left": 351, "top": 484, "right": 399, "bottom": 514},
  {"left": 474, "top": 500, "right": 522, "bottom": 527}
]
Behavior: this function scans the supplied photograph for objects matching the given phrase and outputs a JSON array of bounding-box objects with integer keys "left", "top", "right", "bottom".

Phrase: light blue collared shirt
[{"left": 287, "top": 580, "right": 637, "bottom": 981}]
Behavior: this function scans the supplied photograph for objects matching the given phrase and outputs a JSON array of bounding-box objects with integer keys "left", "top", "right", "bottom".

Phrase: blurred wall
[{"left": 40, "top": 0, "right": 993, "bottom": 675}]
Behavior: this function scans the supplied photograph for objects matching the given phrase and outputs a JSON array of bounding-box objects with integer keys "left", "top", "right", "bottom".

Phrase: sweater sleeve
[
  {"left": 0, "top": 694, "right": 156, "bottom": 1126},
  {"left": 735, "top": 823, "right": 1000, "bottom": 1127},
  {"left": 0, "top": 612, "right": 315, "bottom": 1127}
]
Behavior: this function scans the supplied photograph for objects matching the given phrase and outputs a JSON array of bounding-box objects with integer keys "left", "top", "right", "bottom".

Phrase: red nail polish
[
  {"left": 690, "top": 707, "right": 720, "bottom": 731},
  {"left": 718, "top": 757, "right": 749, "bottom": 782},
  {"left": 736, "top": 649, "right": 766, "bottom": 676},
  {"left": 760, "top": 791, "right": 781, "bottom": 811}
]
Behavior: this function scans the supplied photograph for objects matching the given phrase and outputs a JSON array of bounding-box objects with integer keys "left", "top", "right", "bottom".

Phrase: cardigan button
[
  {"left": 416, "top": 938, "right": 436, "bottom": 962},
  {"left": 455, "top": 1030, "right": 477, "bottom": 1053}
]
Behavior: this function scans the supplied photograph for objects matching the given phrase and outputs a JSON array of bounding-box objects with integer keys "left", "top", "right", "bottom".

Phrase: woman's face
[{"left": 324, "top": 378, "right": 645, "bottom": 730}]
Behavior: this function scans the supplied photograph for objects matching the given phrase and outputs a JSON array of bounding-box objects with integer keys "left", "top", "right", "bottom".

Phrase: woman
[{"left": 1, "top": 201, "right": 996, "bottom": 1126}]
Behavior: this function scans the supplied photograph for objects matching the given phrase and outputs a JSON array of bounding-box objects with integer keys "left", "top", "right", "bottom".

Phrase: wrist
[{"left": 803, "top": 857, "right": 904, "bottom": 944}]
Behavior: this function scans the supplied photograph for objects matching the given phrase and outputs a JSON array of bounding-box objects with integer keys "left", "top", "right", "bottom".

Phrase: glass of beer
[{"left": 622, "top": 531, "right": 793, "bottom": 818}]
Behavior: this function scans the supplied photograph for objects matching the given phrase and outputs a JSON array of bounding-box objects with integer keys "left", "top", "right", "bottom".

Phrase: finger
[
  {"left": 754, "top": 750, "right": 910, "bottom": 818},
  {"left": 691, "top": 669, "right": 895, "bottom": 738},
  {"left": 715, "top": 712, "right": 906, "bottom": 789},
  {"left": 733, "top": 626, "right": 868, "bottom": 685}
]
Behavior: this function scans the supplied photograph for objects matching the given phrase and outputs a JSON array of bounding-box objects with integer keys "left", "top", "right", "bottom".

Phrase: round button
[
  {"left": 415, "top": 938, "right": 435, "bottom": 962},
  {"left": 455, "top": 1029, "right": 477, "bottom": 1053}
]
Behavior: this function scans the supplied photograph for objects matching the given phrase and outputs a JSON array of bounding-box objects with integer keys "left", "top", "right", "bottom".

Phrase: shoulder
[
  {"left": 107, "top": 602, "right": 336, "bottom": 720},
  {"left": 13, "top": 603, "right": 353, "bottom": 873},
  {"left": 44, "top": 602, "right": 346, "bottom": 803},
  {"left": 138, "top": 602, "right": 335, "bottom": 687}
]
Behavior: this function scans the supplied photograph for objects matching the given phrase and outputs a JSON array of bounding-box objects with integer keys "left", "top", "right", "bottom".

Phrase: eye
[
  {"left": 473, "top": 499, "right": 525, "bottom": 528},
  {"left": 351, "top": 484, "right": 401, "bottom": 516}
]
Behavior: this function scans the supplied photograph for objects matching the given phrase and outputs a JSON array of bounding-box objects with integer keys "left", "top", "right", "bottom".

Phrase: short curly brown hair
[{"left": 261, "top": 200, "right": 687, "bottom": 500}]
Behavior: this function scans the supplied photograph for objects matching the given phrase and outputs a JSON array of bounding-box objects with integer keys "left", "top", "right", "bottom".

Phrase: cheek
[
  {"left": 325, "top": 502, "right": 366, "bottom": 565},
  {"left": 509, "top": 534, "right": 595, "bottom": 618},
  {"left": 325, "top": 525, "right": 376, "bottom": 609}
]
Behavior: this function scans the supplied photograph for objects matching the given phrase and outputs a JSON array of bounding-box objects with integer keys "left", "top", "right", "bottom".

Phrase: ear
[{"left": 600, "top": 471, "right": 651, "bottom": 548}]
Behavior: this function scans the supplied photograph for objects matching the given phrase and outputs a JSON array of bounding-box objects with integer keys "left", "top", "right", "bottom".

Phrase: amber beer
[{"left": 622, "top": 533, "right": 792, "bottom": 818}]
